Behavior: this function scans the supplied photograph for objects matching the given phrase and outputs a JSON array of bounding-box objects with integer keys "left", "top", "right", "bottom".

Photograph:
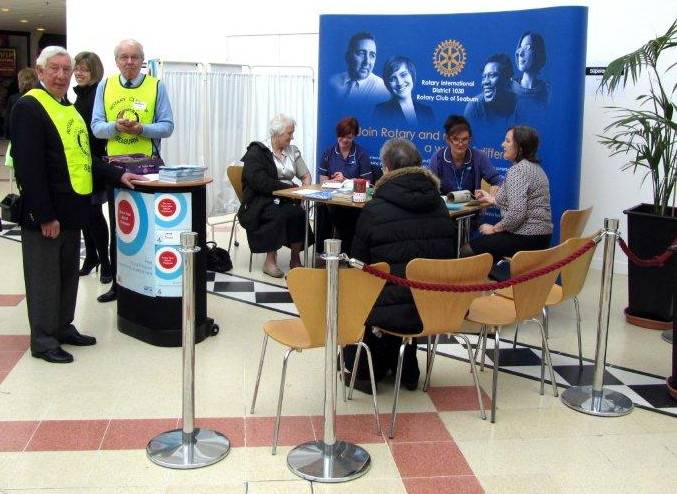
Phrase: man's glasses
[{"left": 117, "top": 55, "right": 142, "bottom": 62}]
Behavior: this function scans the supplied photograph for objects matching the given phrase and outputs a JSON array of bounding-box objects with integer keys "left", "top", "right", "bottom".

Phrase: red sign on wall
[{"left": 0, "top": 48, "right": 16, "bottom": 77}]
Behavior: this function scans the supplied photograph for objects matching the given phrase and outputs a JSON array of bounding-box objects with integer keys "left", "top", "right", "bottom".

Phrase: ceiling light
[
  {"left": 20, "top": 19, "right": 28, "bottom": 23},
  {"left": 1, "top": 8, "right": 10, "bottom": 12},
  {"left": 36, "top": 27, "right": 45, "bottom": 31}
]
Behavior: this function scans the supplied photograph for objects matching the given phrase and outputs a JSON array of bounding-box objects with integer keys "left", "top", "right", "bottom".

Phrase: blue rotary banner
[{"left": 317, "top": 6, "right": 588, "bottom": 241}]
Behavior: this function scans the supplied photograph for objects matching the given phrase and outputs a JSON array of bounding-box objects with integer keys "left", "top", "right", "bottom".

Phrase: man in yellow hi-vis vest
[
  {"left": 92, "top": 39, "right": 174, "bottom": 303},
  {"left": 9, "top": 46, "right": 145, "bottom": 364}
]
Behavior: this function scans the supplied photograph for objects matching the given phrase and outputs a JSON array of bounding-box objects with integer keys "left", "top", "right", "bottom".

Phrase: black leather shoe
[
  {"left": 97, "top": 287, "right": 117, "bottom": 303},
  {"left": 343, "top": 372, "right": 376, "bottom": 395},
  {"left": 402, "top": 378, "right": 419, "bottom": 391},
  {"left": 31, "top": 347, "right": 74, "bottom": 363},
  {"left": 60, "top": 332, "right": 97, "bottom": 346},
  {"left": 99, "top": 273, "right": 113, "bottom": 284}
]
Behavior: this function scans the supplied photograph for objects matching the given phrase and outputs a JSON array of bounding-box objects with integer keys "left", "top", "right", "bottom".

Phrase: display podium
[{"left": 114, "top": 178, "right": 217, "bottom": 347}]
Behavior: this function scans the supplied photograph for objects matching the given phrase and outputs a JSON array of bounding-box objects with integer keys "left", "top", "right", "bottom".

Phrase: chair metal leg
[
  {"left": 535, "top": 318, "right": 558, "bottom": 398},
  {"left": 473, "top": 326, "right": 486, "bottom": 364},
  {"left": 480, "top": 328, "right": 488, "bottom": 371},
  {"left": 423, "top": 335, "right": 439, "bottom": 392},
  {"left": 248, "top": 252, "right": 253, "bottom": 272},
  {"left": 543, "top": 307, "right": 549, "bottom": 338},
  {"left": 227, "top": 218, "right": 236, "bottom": 251},
  {"left": 491, "top": 326, "right": 500, "bottom": 423},
  {"left": 388, "top": 339, "right": 408, "bottom": 439},
  {"left": 357, "top": 341, "right": 381, "bottom": 435},
  {"left": 512, "top": 323, "right": 520, "bottom": 349},
  {"left": 348, "top": 343, "right": 364, "bottom": 400},
  {"left": 425, "top": 336, "right": 432, "bottom": 382},
  {"left": 540, "top": 311, "right": 547, "bottom": 395},
  {"left": 573, "top": 296, "right": 583, "bottom": 367},
  {"left": 457, "top": 334, "right": 486, "bottom": 420},
  {"left": 250, "top": 334, "right": 269, "bottom": 414},
  {"left": 338, "top": 345, "right": 347, "bottom": 403},
  {"left": 272, "top": 347, "right": 294, "bottom": 455}
]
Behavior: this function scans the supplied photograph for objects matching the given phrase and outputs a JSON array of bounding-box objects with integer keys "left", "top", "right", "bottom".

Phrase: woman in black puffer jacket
[{"left": 346, "top": 138, "right": 457, "bottom": 391}]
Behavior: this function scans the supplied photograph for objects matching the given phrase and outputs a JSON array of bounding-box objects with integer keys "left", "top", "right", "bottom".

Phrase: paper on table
[
  {"left": 141, "top": 173, "right": 159, "bottom": 181},
  {"left": 294, "top": 189, "right": 325, "bottom": 196},
  {"left": 321, "top": 181, "right": 343, "bottom": 189}
]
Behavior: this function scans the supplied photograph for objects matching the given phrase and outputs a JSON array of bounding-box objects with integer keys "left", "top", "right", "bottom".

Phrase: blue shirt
[
  {"left": 425, "top": 146, "right": 502, "bottom": 195},
  {"left": 318, "top": 142, "right": 372, "bottom": 182},
  {"left": 91, "top": 73, "right": 174, "bottom": 154}
]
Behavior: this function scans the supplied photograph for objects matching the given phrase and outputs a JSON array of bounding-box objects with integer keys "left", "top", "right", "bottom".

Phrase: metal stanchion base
[
  {"left": 287, "top": 440, "right": 370, "bottom": 482},
  {"left": 147, "top": 428, "right": 230, "bottom": 469},
  {"left": 561, "top": 385, "right": 634, "bottom": 417},
  {"left": 661, "top": 329, "right": 673, "bottom": 344}
]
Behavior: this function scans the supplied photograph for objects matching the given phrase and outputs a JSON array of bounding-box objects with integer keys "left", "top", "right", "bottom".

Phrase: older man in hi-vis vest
[
  {"left": 10, "top": 46, "right": 144, "bottom": 363},
  {"left": 92, "top": 39, "right": 174, "bottom": 303}
]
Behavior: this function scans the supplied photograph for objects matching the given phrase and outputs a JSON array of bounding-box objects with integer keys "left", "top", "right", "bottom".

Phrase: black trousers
[
  {"left": 468, "top": 232, "right": 552, "bottom": 263},
  {"left": 81, "top": 203, "right": 111, "bottom": 273},
  {"left": 316, "top": 205, "right": 360, "bottom": 255},
  {"left": 106, "top": 187, "right": 117, "bottom": 289},
  {"left": 21, "top": 228, "right": 81, "bottom": 352},
  {"left": 343, "top": 328, "right": 420, "bottom": 384}
]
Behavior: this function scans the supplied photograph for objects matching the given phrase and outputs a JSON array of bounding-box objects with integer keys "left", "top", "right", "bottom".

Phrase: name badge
[{"left": 133, "top": 100, "right": 147, "bottom": 111}]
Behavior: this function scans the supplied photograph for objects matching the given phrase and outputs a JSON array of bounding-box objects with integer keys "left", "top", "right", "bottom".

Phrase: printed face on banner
[
  {"left": 516, "top": 35, "right": 536, "bottom": 72},
  {"left": 347, "top": 39, "right": 377, "bottom": 81},
  {"left": 481, "top": 62, "right": 503, "bottom": 103},
  {"left": 387, "top": 64, "right": 414, "bottom": 100}
]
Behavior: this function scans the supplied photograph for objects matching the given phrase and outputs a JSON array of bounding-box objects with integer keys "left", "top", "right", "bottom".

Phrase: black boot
[{"left": 79, "top": 258, "right": 100, "bottom": 276}]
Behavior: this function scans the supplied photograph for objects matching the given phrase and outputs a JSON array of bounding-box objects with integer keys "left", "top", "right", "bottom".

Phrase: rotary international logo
[{"left": 433, "top": 40, "right": 467, "bottom": 77}]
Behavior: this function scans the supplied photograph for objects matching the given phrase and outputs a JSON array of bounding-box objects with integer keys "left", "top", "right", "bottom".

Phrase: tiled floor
[{"left": 0, "top": 164, "right": 675, "bottom": 492}]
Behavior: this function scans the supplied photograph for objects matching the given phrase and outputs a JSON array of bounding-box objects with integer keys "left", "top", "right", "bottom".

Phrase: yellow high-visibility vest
[
  {"left": 26, "top": 89, "right": 93, "bottom": 195},
  {"left": 103, "top": 74, "right": 158, "bottom": 156}
]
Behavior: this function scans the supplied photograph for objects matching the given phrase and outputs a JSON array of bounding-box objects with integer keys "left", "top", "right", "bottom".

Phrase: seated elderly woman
[
  {"left": 462, "top": 125, "right": 552, "bottom": 262},
  {"left": 237, "top": 114, "right": 312, "bottom": 278},
  {"left": 344, "top": 138, "right": 457, "bottom": 392}
]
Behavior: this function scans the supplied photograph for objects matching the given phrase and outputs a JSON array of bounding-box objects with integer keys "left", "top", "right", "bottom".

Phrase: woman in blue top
[
  {"left": 318, "top": 116, "right": 372, "bottom": 183},
  {"left": 316, "top": 116, "right": 372, "bottom": 254},
  {"left": 426, "top": 115, "right": 503, "bottom": 196}
]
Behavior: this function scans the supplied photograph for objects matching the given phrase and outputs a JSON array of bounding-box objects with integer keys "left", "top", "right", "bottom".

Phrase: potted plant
[{"left": 598, "top": 18, "right": 676, "bottom": 330}]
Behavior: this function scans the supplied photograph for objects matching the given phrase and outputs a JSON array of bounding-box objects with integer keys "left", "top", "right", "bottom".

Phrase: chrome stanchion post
[
  {"left": 147, "top": 232, "right": 230, "bottom": 469},
  {"left": 561, "top": 219, "right": 634, "bottom": 416},
  {"left": 287, "top": 239, "right": 371, "bottom": 482}
]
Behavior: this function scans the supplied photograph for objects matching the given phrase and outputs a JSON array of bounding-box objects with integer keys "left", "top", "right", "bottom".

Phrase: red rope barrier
[
  {"left": 360, "top": 239, "right": 596, "bottom": 293},
  {"left": 617, "top": 236, "right": 676, "bottom": 268}
]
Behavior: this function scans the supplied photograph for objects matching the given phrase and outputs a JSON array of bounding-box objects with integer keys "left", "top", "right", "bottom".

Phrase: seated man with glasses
[{"left": 425, "top": 115, "right": 502, "bottom": 196}]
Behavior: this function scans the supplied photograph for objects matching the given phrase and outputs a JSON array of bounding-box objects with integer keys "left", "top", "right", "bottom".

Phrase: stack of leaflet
[{"left": 159, "top": 165, "right": 207, "bottom": 183}]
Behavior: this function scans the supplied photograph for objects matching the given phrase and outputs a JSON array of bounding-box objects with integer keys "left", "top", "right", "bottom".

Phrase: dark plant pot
[{"left": 623, "top": 204, "right": 677, "bottom": 327}]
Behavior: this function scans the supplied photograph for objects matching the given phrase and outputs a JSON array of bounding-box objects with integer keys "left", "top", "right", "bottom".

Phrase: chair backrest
[
  {"left": 407, "top": 254, "right": 493, "bottom": 336},
  {"left": 286, "top": 263, "right": 389, "bottom": 347},
  {"left": 560, "top": 207, "right": 592, "bottom": 243},
  {"left": 227, "top": 165, "right": 245, "bottom": 202},
  {"left": 559, "top": 235, "right": 596, "bottom": 300},
  {"left": 511, "top": 241, "right": 571, "bottom": 320}
]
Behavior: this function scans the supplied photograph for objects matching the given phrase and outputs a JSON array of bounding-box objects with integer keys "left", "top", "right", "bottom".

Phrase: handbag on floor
[
  {"left": 0, "top": 193, "right": 21, "bottom": 223},
  {"left": 205, "top": 241, "right": 233, "bottom": 273}
]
